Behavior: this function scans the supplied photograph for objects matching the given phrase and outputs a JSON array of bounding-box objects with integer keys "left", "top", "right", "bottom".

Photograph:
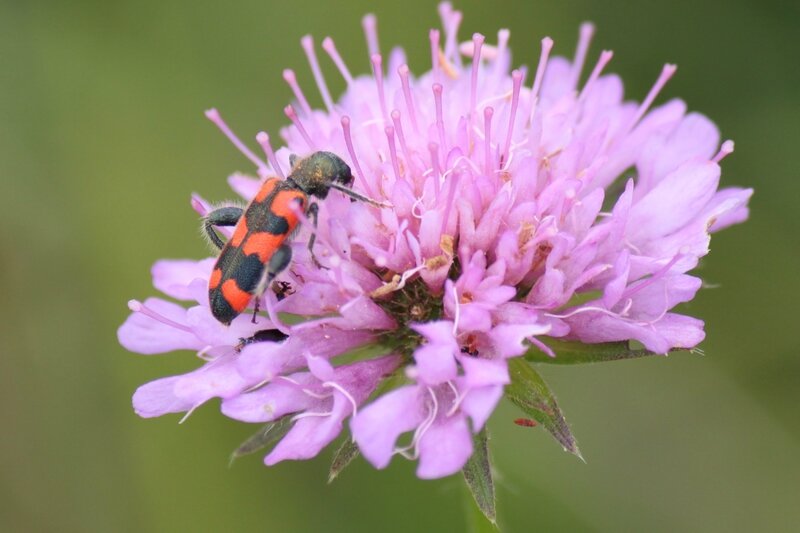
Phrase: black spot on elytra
[
  {"left": 234, "top": 254, "right": 265, "bottom": 292},
  {"left": 209, "top": 289, "right": 236, "bottom": 325},
  {"left": 264, "top": 211, "right": 290, "bottom": 235}
]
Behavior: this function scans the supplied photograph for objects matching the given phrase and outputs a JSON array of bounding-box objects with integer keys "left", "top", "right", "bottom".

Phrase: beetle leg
[
  {"left": 250, "top": 244, "right": 293, "bottom": 323},
  {"left": 203, "top": 206, "right": 244, "bottom": 250},
  {"left": 305, "top": 202, "right": 323, "bottom": 269}
]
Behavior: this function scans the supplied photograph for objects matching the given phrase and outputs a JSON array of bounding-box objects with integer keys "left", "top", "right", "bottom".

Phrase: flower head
[{"left": 119, "top": 3, "right": 751, "bottom": 479}]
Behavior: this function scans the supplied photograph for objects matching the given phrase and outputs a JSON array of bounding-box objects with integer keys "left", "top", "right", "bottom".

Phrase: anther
[
  {"left": 322, "top": 37, "right": 354, "bottom": 86},
  {"left": 570, "top": 22, "right": 595, "bottom": 90},
  {"left": 713, "top": 140, "right": 735, "bottom": 163},
  {"left": 362, "top": 13, "right": 380, "bottom": 57},
  {"left": 430, "top": 29, "right": 441, "bottom": 83},
  {"left": 204, "top": 108, "right": 267, "bottom": 172},
  {"left": 502, "top": 70, "right": 524, "bottom": 166},
  {"left": 630, "top": 64, "right": 677, "bottom": 130},
  {"left": 128, "top": 299, "right": 194, "bottom": 333},
  {"left": 484, "top": 106, "right": 494, "bottom": 175},
  {"left": 341, "top": 115, "right": 375, "bottom": 198},
  {"left": 398, "top": 64, "right": 420, "bottom": 133},
  {"left": 284, "top": 104, "right": 315, "bottom": 149},
  {"left": 433, "top": 83, "right": 447, "bottom": 153},
  {"left": 190, "top": 194, "right": 210, "bottom": 217},
  {"left": 492, "top": 28, "right": 510, "bottom": 76},
  {"left": 439, "top": 3, "right": 463, "bottom": 69},
  {"left": 282, "top": 69, "right": 313, "bottom": 117},
  {"left": 428, "top": 142, "right": 442, "bottom": 199},
  {"left": 371, "top": 54, "right": 388, "bottom": 123},
  {"left": 391, "top": 109, "right": 413, "bottom": 170},
  {"left": 385, "top": 125, "right": 401, "bottom": 181},
  {"left": 255, "top": 131, "right": 285, "bottom": 179},
  {"left": 301, "top": 35, "right": 335, "bottom": 114},
  {"left": 528, "top": 37, "right": 554, "bottom": 124},
  {"left": 579, "top": 50, "right": 613, "bottom": 102},
  {"left": 470, "top": 33, "right": 485, "bottom": 130}
]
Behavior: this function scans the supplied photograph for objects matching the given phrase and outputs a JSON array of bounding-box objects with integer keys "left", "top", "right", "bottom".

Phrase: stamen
[
  {"left": 263, "top": 288, "right": 292, "bottom": 335},
  {"left": 620, "top": 252, "right": 683, "bottom": 302},
  {"left": 190, "top": 194, "right": 210, "bottom": 217},
  {"left": 630, "top": 64, "right": 677, "bottom": 130},
  {"left": 492, "top": 28, "right": 510, "bottom": 76},
  {"left": 528, "top": 37, "right": 554, "bottom": 125},
  {"left": 301, "top": 35, "right": 335, "bottom": 114},
  {"left": 484, "top": 106, "right": 494, "bottom": 175},
  {"left": 459, "top": 39, "right": 495, "bottom": 60},
  {"left": 502, "top": 70, "right": 524, "bottom": 166},
  {"left": 385, "top": 125, "right": 401, "bottom": 181},
  {"left": 439, "top": 3, "right": 463, "bottom": 69},
  {"left": 395, "top": 386, "right": 439, "bottom": 460},
  {"left": 178, "top": 404, "right": 200, "bottom": 424},
  {"left": 433, "top": 83, "right": 447, "bottom": 152},
  {"left": 322, "top": 37, "right": 354, "bottom": 86},
  {"left": 204, "top": 109, "right": 267, "bottom": 172},
  {"left": 282, "top": 69, "right": 312, "bottom": 117},
  {"left": 430, "top": 29, "right": 441, "bottom": 83},
  {"left": 451, "top": 283, "right": 461, "bottom": 336},
  {"left": 545, "top": 305, "right": 623, "bottom": 320},
  {"left": 341, "top": 115, "right": 375, "bottom": 198},
  {"left": 255, "top": 131, "right": 285, "bottom": 179},
  {"left": 396, "top": 264, "right": 426, "bottom": 290},
  {"left": 428, "top": 142, "right": 442, "bottom": 200},
  {"left": 713, "top": 140, "right": 735, "bottom": 163},
  {"left": 470, "top": 33, "right": 485, "bottom": 133},
  {"left": 445, "top": 380, "right": 464, "bottom": 417},
  {"left": 196, "top": 345, "right": 215, "bottom": 361},
  {"left": 413, "top": 387, "right": 440, "bottom": 457},
  {"left": 300, "top": 387, "right": 333, "bottom": 400},
  {"left": 292, "top": 411, "right": 334, "bottom": 421},
  {"left": 391, "top": 109, "right": 413, "bottom": 170},
  {"left": 578, "top": 50, "right": 613, "bottom": 102},
  {"left": 128, "top": 299, "right": 193, "bottom": 333},
  {"left": 362, "top": 13, "right": 380, "bottom": 57},
  {"left": 398, "top": 65, "right": 420, "bottom": 133},
  {"left": 528, "top": 336, "right": 556, "bottom": 358},
  {"left": 411, "top": 191, "right": 427, "bottom": 219},
  {"left": 323, "top": 381, "right": 359, "bottom": 418},
  {"left": 371, "top": 54, "right": 388, "bottom": 123},
  {"left": 570, "top": 22, "right": 595, "bottom": 90},
  {"left": 284, "top": 104, "right": 315, "bottom": 149}
]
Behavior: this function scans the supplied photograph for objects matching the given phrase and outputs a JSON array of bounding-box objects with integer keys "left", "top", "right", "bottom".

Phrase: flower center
[{"left": 375, "top": 277, "right": 445, "bottom": 358}]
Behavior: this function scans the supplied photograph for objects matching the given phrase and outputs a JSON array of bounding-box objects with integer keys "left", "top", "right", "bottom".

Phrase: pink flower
[{"left": 119, "top": 3, "right": 751, "bottom": 478}]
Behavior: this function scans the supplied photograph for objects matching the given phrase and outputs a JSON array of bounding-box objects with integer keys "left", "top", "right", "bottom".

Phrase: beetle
[{"left": 203, "top": 151, "right": 382, "bottom": 325}]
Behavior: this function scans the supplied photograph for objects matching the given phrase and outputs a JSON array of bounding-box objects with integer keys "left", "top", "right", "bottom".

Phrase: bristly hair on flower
[{"left": 118, "top": 0, "right": 751, "bottom": 496}]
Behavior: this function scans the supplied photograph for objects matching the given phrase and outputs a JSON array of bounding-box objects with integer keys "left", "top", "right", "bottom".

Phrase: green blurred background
[{"left": 1, "top": 0, "right": 798, "bottom": 531}]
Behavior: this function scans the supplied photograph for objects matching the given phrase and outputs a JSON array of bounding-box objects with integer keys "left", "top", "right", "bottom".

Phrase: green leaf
[
  {"left": 506, "top": 358, "right": 582, "bottom": 460},
  {"left": 328, "top": 438, "right": 360, "bottom": 484},
  {"left": 525, "top": 339, "right": 658, "bottom": 365},
  {"left": 462, "top": 427, "right": 497, "bottom": 527},
  {"left": 229, "top": 416, "right": 293, "bottom": 465}
]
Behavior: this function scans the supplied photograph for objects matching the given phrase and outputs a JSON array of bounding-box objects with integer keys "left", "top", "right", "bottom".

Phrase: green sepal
[
  {"left": 462, "top": 426, "right": 497, "bottom": 528},
  {"left": 506, "top": 358, "right": 582, "bottom": 459},
  {"left": 328, "top": 438, "right": 360, "bottom": 484},
  {"left": 229, "top": 416, "right": 293, "bottom": 465},
  {"left": 525, "top": 339, "right": 658, "bottom": 365}
]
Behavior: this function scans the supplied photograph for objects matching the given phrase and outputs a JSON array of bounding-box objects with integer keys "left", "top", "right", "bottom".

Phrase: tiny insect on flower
[{"left": 203, "top": 151, "right": 386, "bottom": 325}]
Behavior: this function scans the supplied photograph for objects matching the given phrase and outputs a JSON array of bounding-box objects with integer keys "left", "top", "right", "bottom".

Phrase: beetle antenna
[{"left": 329, "top": 182, "right": 391, "bottom": 208}]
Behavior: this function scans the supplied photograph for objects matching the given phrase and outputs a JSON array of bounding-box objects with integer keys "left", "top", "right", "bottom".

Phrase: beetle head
[{"left": 290, "top": 151, "right": 353, "bottom": 198}]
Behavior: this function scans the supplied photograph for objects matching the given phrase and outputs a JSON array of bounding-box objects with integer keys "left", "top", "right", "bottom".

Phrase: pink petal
[
  {"left": 118, "top": 298, "right": 203, "bottom": 355},
  {"left": 351, "top": 386, "right": 424, "bottom": 469},
  {"left": 416, "top": 414, "right": 473, "bottom": 479}
]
